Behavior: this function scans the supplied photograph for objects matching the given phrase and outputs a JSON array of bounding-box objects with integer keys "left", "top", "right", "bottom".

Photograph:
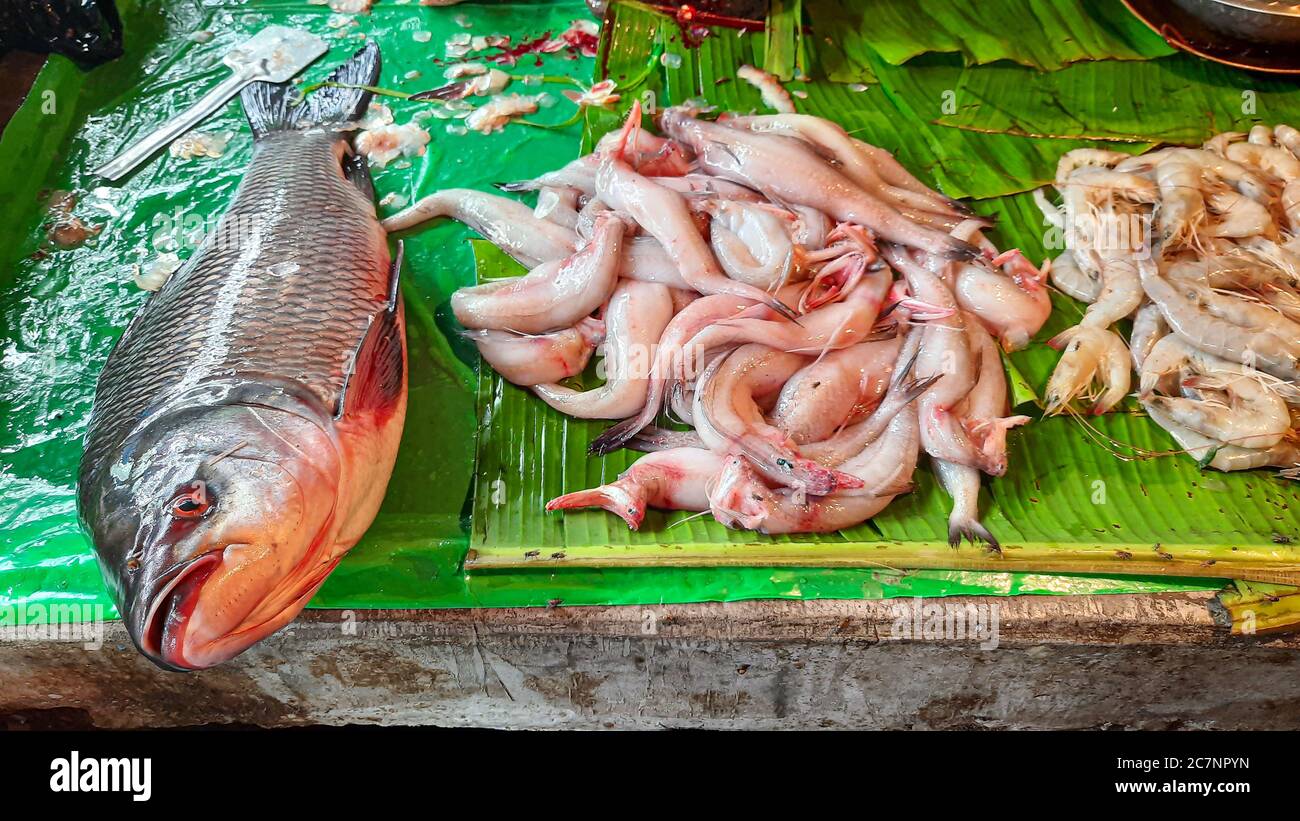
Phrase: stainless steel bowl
[{"left": 1173, "top": 0, "right": 1300, "bottom": 45}]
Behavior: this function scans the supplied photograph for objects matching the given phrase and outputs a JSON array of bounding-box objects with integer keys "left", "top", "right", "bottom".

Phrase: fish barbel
[{"left": 77, "top": 43, "right": 406, "bottom": 671}]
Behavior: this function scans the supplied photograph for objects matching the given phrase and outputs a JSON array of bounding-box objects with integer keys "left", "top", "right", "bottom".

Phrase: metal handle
[{"left": 93, "top": 69, "right": 253, "bottom": 182}]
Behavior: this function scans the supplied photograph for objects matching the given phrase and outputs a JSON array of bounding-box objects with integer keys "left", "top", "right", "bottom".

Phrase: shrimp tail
[{"left": 547, "top": 481, "right": 646, "bottom": 530}]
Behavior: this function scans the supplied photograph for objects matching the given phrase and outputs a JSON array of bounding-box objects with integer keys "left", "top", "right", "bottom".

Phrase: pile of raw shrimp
[
  {"left": 1038, "top": 124, "right": 1300, "bottom": 475},
  {"left": 386, "top": 104, "right": 1052, "bottom": 541}
]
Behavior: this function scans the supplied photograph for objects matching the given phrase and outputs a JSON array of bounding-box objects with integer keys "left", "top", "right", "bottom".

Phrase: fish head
[
  {"left": 86, "top": 381, "right": 342, "bottom": 671},
  {"left": 706, "top": 455, "right": 773, "bottom": 531}
]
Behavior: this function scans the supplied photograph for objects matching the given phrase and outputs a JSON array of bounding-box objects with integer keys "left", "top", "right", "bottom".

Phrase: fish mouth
[
  {"left": 137, "top": 548, "right": 341, "bottom": 672},
  {"left": 138, "top": 551, "right": 223, "bottom": 672}
]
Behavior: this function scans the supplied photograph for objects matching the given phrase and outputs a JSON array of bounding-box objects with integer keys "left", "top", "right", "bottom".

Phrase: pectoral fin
[{"left": 336, "top": 244, "right": 405, "bottom": 420}]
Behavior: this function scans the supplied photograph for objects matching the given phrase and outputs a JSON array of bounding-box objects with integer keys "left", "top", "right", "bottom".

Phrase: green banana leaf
[
  {"left": 467, "top": 0, "right": 1300, "bottom": 587},
  {"left": 930, "top": 51, "right": 1300, "bottom": 144},
  {"left": 804, "top": 0, "right": 1174, "bottom": 84}
]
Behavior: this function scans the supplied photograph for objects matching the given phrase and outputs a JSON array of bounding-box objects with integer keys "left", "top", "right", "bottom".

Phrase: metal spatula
[{"left": 94, "top": 26, "right": 328, "bottom": 181}]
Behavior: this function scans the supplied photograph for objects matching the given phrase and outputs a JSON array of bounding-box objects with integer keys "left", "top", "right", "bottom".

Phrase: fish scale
[
  {"left": 81, "top": 129, "right": 389, "bottom": 480},
  {"left": 77, "top": 44, "right": 407, "bottom": 671}
]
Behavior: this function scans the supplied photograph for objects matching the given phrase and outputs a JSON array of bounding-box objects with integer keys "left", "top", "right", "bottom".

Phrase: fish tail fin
[
  {"left": 241, "top": 42, "right": 381, "bottom": 139},
  {"left": 948, "top": 515, "right": 999, "bottom": 551}
]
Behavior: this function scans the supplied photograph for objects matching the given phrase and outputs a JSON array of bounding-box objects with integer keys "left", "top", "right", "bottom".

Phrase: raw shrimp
[
  {"left": 1060, "top": 167, "right": 1158, "bottom": 205},
  {"left": 1047, "top": 250, "right": 1101, "bottom": 303},
  {"left": 1126, "top": 147, "right": 1270, "bottom": 202},
  {"left": 1033, "top": 187, "right": 1064, "bottom": 231},
  {"left": 1129, "top": 300, "right": 1168, "bottom": 371},
  {"left": 1045, "top": 230, "right": 1144, "bottom": 412},
  {"left": 1203, "top": 130, "right": 1245, "bottom": 156},
  {"left": 659, "top": 107, "right": 980, "bottom": 259},
  {"left": 1205, "top": 184, "right": 1276, "bottom": 239},
  {"left": 1139, "top": 335, "right": 1290, "bottom": 450},
  {"left": 1154, "top": 156, "right": 1207, "bottom": 248},
  {"left": 451, "top": 214, "right": 623, "bottom": 334},
  {"left": 1141, "top": 264, "right": 1300, "bottom": 382},
  {"left": 709, "top": 410, "right": 918, "bottom": 534},
  {"left": 588, "top": 293, "right": 759, "bottom": 455},
  {"left": 382, "top": 188, "right": 575, "bottom": 266},
  {"left": 1257, "top": 280, "right": 1300, "bottom": 323},
  {"left": 1081, "top": 250, "right": 1143, "bottom": 329},
  {"left": 1283, "top": 180, "right": 1300, "bottom": 233},
  {"left": 1054, "top": 148, "right": 1129, "bottom": 186},
  {"left": 693, "top": 344, "right": 864, "bottom": 495},
  {"left": 768, "top": 335, "right": 902, "bottom": 444},
  {"left": 465, "top": 317, "right": 604, "bottom": 387},
  {"left": 1226, "top": 141, "right": 1300, "bottom": 182},
  {"left": 737, "top": 64, "right": 796, "bottom": 114},
  {"left": 533, "top": 280, "right": 674, "bottom": 419},
  {"left": 1275, "top": 124, "right": 1300, "bottom": 160},
  {"left": 1144, "top": 403, "right": 1300, "bottom": 473},
  {"left": 547, "top": 447, "right": 724, "bottom": 530},
  {"left": 1044, "top": 325, "right": 1132, "bottom": 414},
  {"left": 1165, "top": 254, "right": 1275, "bottom": 289}
]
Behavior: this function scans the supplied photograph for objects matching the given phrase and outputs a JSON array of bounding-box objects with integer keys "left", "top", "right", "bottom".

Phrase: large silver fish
[{"left": 78, "top": 43, "right": 407, "bottom": 671}]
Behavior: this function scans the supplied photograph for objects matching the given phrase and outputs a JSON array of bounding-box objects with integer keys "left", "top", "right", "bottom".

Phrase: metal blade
[{"left": 222, "top": 25, "right": 328, "bottom": 83}]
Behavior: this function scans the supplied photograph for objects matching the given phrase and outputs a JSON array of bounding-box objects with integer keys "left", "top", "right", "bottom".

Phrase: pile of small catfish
[{"left": 386, "top": 104, "right": 1052, "bottom": 542}]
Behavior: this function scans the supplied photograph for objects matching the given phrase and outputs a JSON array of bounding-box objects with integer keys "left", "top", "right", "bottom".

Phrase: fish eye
[{"left": 169, "top": 482, "right": 213, "bottom": 519}]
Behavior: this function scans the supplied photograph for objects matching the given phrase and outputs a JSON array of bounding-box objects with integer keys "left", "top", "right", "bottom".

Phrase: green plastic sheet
[{"left": 0, "top": 0, "right": 1235, "bottom": 624}]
